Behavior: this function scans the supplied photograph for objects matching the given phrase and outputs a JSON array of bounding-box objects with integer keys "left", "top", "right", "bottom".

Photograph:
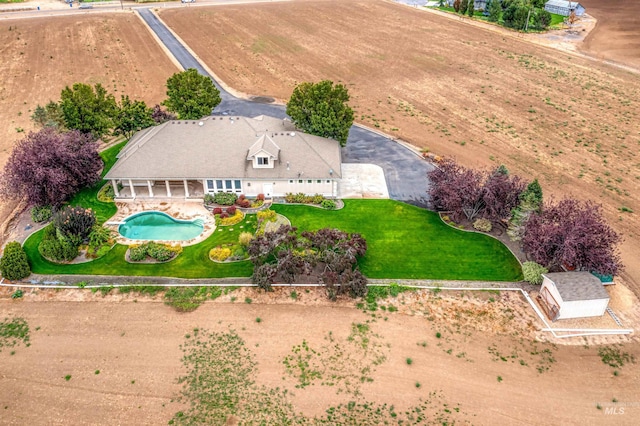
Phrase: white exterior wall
[
  {"left": 558, "top": 298, "right": 609, "bottom": 319},
  {"left": 541, "top": 276, "right": 609, "bottom": 320},
  {"left": 204, "top": 179, "right": 336, "bottom": 198}
]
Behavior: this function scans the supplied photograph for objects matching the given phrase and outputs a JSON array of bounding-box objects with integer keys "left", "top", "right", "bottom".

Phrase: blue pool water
[{"left": 118, "top": 211, "right": 204, "bottom": 241}]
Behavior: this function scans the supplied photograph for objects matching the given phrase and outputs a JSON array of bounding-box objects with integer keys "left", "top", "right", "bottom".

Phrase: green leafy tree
[
  {"left": 31, "top": 101, "right": 66, "bottom": 129},
  {"left": 503, "top": 2, "right": 529, "bottom": 29},
  {"left": 60, "top": 83, "right": 117, "bottom": 138},
  {"left": 468, "top": 0, "right": 475, "bottom": 16},
  {"left": 286, "top": 80, "right": 354, "bottom": 147},
  {"left": 534, "top": 8, "right": 552, "bottom": 29},
  {"left": 114, "top": 96, "right": 155, "bottom": 138},
  {"left": 460, "top": 0, "right": 469, "bottom": 14},
  {"left": 488, "top": 0, "right": 502, "bottom": 22},
  {"left": 163, "top": 68, "right": 221, "bottom": 120},
  {"left": 0, "top": 242, "right": 31, "bottom": 281}
]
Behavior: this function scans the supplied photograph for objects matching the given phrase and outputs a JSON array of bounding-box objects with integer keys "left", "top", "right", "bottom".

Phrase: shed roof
[
  {"left": 544, "top": 0, "right": 583, "bottom": 9},
  {"left": 105, "top": 115, "right": 342, "bottom": 180},
  {"left": 543, "top": 272, "right": 609, "bottom": 302}
]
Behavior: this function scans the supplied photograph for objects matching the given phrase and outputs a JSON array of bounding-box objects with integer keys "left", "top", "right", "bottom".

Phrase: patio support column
[
  {"left": 147, "top": 180, "right": 154, "bottom": 198},
  {"left": 183, "top": 179, "right": 190, "bottom": 198},
  {"left": 165, "top": 180, "right": 172, "bottom": 197},
  {"left": 128, "top": 179, "right": 136, "bottom": 198},
  {"left": 111, "top": 179, "right": 120, "bottom": 197}
]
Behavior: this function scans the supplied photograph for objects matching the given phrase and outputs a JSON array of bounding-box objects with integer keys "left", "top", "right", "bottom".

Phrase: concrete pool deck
[{"left": 106, "top": 201, "right": 216, "bottom": 247}]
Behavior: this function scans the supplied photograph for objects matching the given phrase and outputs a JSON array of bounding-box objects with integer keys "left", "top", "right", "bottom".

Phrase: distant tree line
[{"left": 451, "top": 0, "right": 553, "bottom": 31}]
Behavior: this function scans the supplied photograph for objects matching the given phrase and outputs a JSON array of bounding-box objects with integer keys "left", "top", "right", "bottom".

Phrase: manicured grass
[
  {"left": 549, "top": 13, "right": 565, "bottom": 27},
  {"left": 66, "top": 142, "right": 126, "bottom": 224},
  {"left": 24, "top": 200, "right": 521, "bottom": 281},
  {"left": 272, "top": 200, "right": 523, "bottom": 281},
  {"left": 24, "top": 216, "right": 256, "bottom": 278}
]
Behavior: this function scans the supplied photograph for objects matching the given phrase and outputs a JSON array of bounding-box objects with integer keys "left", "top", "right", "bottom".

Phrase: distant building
[
  {"left": 544, "top": 0, "right": 586, "bottom": 17},
  {"left": 446, "top": 0, "right": 488, "bottom": 11}
]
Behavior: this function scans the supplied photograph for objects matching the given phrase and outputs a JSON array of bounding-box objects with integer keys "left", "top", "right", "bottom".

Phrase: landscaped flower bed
[
  {"left": 126, "top": 241, "right": 182, "bottom": 263},
  {"left": 284, "top": 193, "right": 337, "bottom": 210},
  {"left": 212, "top": 206, "right": 245, "bottom": 226},
  {"left": 209, "top": 231, "right": 253, "bottom": 262}
]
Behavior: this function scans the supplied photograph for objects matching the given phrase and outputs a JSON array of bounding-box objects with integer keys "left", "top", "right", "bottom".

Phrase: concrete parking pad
[{"left": 338, "top": 164, "right": 389, "bottom": 199}]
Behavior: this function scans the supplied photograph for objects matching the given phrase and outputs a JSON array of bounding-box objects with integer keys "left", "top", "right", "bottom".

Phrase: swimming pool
[{"left": 118, "top": 211, "right": 204, "bottom": 241}]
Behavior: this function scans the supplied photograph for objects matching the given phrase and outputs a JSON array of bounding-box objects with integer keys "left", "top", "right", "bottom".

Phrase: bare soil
[
  {"left": 0, "top": 13, "right": 179, "bottom": 246},
  {"left": 1, "top": 287, "right": 638, "bottom": 424},
  {"left": 159, "top": 0, "right": 640, "bottom": 293},
  {"left": 579, "top": 0, "right": 640, "bottom": 70}
]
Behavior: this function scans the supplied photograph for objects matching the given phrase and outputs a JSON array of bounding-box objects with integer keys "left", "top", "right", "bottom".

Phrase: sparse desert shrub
[
  {"left": 30, "top": 205, "right": 52, "bottom": 223},
  {"left": 0, "top": 242, "right": 31, "bottom": 281},
  {"left": 522, "top": 261, "right": 548, "bottom": 285},
  {"left": 473, "top": 218, "right": 492, "bottom": 232}
]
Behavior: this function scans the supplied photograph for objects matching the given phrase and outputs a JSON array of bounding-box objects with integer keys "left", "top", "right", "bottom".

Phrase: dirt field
[
  {"left": 0, "top": 12, "right": 178, "bottom": 242},
  {"left": 159, "top": 0, "right": 640, "bottom": 292},
  {"left": 579, "top": 0, "right": 640, "bottom": 70},
  {"left": 1, "top": 287, "right": 639, "bottom": 424}
]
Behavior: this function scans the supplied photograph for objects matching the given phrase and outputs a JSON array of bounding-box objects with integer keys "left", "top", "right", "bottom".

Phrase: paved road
[{"left": 137, "top": 8, "right": 433, "bottom": 206}]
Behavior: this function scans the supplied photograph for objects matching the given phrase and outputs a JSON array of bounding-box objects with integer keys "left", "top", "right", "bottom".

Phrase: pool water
[{"left": 119, "top": 211, "right": 204, "bottom": 241}]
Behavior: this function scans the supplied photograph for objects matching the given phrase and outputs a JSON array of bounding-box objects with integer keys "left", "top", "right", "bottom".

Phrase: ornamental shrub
[
  {"left": 146, "top": 242, "right": 173, "bottom": 262},
  {"left": 53, "top": 206, "right": 96, "bottom": 245},
  {"left": 257, "top": 193, "right": 265, "bottom": 201},
  {"left": 257, "top": 209, "right": 276, "bottom": 222},
  {"left": 31, "top": 205, "right": 52, "bottom": 223},
  {"left": 219, "top": 210, "right": 244, "bottom": 226},
  {"left": 238, "top": 232, "right": 254, "bottom": 248},
  {"left": 312, "top": 194, "right": 324, "bottom": 204},
  {"left": 522, "top": 261, "right": 548, "bottom": 285},
  {"left": 473, "top": 218, "right": 492, "bottom": 232},
  {"left": 203, "top": 194, "right": 214, "bottom": 205},
  {"left": 209, "top": 247, "right": 232, "bottom": 261},
  {"left": 321, "top": 199, "right": 336, "bottom": 210},
  {"left": 212, "top": 207, "right": 222, "bottom": 215},
  {"left": 226, "top": 205, "right": 237, "bottom": 215},
  {"left": 219, "top": 212, "right": 229, "bottom": 219},
  {"left": 88, "top": 225, "right": 112, "bottom": 250},
  {"left": 39, "top": 237, "right": 78, "bottom": 262},
  {"left": 212, "top": 192, "right": 237, "bottom": 206},
  {"left": 128, "top": 245, "right": 147, "bottom": 262},
  {"left": 0, "top": 241, "right": 31, "bottom": 281}
]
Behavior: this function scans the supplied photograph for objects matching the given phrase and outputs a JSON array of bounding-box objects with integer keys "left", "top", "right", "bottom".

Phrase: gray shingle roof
[
  {"left": 543, "top": 272, "right": 609, "bottom": 302},
  {"left": 545, "top": 0, "right": 583, "bottom": 9},
  {"left": 105, "top": 115, "right": 342, "bottom": 180}
]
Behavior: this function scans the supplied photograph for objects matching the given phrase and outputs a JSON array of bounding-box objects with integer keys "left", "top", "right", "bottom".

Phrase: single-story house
[
  {"left": 538, "top": 272, "right": 610, "bottom": 321},
  {"left": 544, "top": 0, "right": 585, "bottom": 17},
  {"left": 104, "top": 115, "right": 342, "bottom": 201}
]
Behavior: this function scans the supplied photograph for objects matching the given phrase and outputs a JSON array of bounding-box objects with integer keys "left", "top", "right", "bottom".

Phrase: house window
[
  {"left": 289, "top": 180, "right": 294, "bottom": 184},
  {"left": 216, "top": 180, "right": 223, "bottom": 190},
  {"left": 206, "top": 180, "right": 214, "bottom": 190},
  {"left": 257, "top": 157, "right": 269, "bottom": 165},
  {"left": 326, "top": 180, "right": 331, "bottom": 183},
  {"left": 298, "top": 179, "right": 303, "bottom": 184},
  {"left": 225, "top": 180, "right": 232, "bottom": 191},
  {"left": 234, "top": 180, "right": 242, "bottom": 193},
  {"left": 316, "top": 180, "right": 321, "bottom": 184},
  {"left": 307, "top": 180, "right": 312, "bottom": 184}
]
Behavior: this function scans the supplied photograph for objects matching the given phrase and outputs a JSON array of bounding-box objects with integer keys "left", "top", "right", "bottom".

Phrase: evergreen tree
[{"left": 488, "top": 0, "right": 502, "bottom": 22}]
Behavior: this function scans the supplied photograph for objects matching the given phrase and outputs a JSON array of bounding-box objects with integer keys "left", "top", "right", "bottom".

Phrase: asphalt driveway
[{"left": 138, "top": 9, "right": 432, "bottom": 207}]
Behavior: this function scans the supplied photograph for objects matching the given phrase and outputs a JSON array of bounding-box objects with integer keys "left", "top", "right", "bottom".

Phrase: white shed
[
  {"left": 544, "top": 0, "right": 586, "bottom": 17},
  {"left": 538, "top": 272, "right": 609, "bottom": 321}
]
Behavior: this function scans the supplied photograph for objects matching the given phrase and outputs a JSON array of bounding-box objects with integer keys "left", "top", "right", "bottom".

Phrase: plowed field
[
  {"left": 0, "top": 12, "right": 178, "bottom": 239},
  {"left": 160, "top": 0, "right": 640, "bottom": 291}
]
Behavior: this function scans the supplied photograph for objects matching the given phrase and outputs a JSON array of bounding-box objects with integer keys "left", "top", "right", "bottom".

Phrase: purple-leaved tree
[
  {"left": 0, "top": 128, "right": 101, "bottom": 207},
  {"left": 522, "top": 198, "right": 622, "bottom": 275}
]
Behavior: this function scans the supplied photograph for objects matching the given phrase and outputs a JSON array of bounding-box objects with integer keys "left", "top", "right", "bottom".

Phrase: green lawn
[
  {"left": 24, "top": 140, "right": 521, "bottom": 281},
  {"left": 25, "top": 200, "right": 522, "bottom": 281},
  {"left": 273, "top": 201, "right": 522, "bottom": 281},
  {"left": 66, "top": 141, "right": 126, "bottom": 224}
]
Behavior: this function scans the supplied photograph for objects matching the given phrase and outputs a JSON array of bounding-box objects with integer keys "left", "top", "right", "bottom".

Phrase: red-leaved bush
[{"left": 0, "top": 128, "right": 101, "bottom": 206}]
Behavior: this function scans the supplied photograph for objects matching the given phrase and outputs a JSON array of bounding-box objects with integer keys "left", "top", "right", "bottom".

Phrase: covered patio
[{"left": 111, "top": 179, "right": 205, "bottom": 201}]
